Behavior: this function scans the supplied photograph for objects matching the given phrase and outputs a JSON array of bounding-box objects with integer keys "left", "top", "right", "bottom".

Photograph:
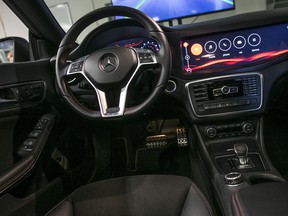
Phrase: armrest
[
  {"left": 232, "top": 182, "right": 288, "bottom": 216},
  {"left": 0, "top": 114, "right": 55, "bottom": 196}
]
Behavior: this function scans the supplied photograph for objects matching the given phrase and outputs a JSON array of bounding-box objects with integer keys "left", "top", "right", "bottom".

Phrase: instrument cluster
[{"left": 106, "top": 37, "right": 160, "bottom": 53}]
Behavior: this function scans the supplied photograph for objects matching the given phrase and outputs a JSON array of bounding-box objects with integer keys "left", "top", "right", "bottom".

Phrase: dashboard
[
  {"left": 64, "top": 9, "right": 288, "bottom": 216},
  {"left": 79, "top": 9, "right": 288, "bottom": 121}
]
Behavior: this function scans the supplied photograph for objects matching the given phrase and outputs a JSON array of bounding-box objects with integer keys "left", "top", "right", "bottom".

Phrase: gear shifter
[{"left": 234, "top": 143, "right": 249, "bottom": 165}]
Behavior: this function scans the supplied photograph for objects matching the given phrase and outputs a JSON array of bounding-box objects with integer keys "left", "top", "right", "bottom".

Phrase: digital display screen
[
  {"left": 181, "top": 23, "right": 288, "bottom": 74},
  {"left": 106, "top": 37, "right": 160, "bottom": 53},
  {"left": 111, "top": 0, "right": 235, "bottom": 22}
]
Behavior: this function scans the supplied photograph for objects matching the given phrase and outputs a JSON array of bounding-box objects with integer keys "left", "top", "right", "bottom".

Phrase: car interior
[{"left": 1, "top": 0, "right": 288, "bottom": 215}]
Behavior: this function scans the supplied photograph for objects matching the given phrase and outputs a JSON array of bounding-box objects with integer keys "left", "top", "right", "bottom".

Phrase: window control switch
[
  {"left": 34, "top": 118, "right": 49, "bottom": 130},
  {"left": 28, "top": 130, "right": 42, "bottom": 138},
  {"left": 22, "top": 138, "right": 37, "bottom": 151},
  {"left": 23, "top": 145, "right": 33, "bottom": 151}
]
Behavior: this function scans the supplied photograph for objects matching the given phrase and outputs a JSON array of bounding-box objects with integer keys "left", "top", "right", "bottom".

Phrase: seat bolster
[
  {"left": 180, "top": 182, "right": 214, "bottom": 216},
  {"left": 45, "top": 175, "right": 214, "bottom": 216},
  {"left": 45, "top": 198, "right": 73, "bottom": 216}
]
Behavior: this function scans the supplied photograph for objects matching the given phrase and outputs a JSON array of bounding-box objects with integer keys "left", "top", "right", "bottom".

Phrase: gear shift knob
[{"left": 234, "top": 143, "right": 248, "bottom": 165}]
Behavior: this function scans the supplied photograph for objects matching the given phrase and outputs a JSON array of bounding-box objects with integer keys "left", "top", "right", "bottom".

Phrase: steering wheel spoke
[
  {"left": 134, "top": 48, "right": 158, "bottom": 67},
  {"left": 95, "top": 87, "right": 128, "bottom": 118},
  {"left": 66, "top": 58, "right": 86, "bottom": 76}
]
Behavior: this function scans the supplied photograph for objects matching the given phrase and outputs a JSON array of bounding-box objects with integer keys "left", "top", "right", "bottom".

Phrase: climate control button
[
  {"left": 205, "top": 127, "right": 217, "bottom": 138},
  {"left": 242, "top": 122, "right": 253, "bottom": 134}
]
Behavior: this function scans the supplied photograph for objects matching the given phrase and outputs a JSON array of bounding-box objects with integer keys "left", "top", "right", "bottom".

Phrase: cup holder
[{"left": 249, "top": 175, "right": 284, "bottom": 185}]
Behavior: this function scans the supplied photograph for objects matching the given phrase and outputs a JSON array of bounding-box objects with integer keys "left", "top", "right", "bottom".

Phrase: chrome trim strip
[
  {"left": 165, "top": 80, "right": 177, "bottom": 93},
  {"left": 185, "top": 72, "right": 263, "bottom": 118}
]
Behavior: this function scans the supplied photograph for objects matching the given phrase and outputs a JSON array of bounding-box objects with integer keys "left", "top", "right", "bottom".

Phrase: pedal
[
  {"left": 177, "top": 127, "right": 188, "bottom": 147},
  {"left": 145, "top": 135, "right": 168, "bottom": 149}
]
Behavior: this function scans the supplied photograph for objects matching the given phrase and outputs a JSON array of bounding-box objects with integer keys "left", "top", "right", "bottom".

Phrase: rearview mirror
[{"left": 0, "top": 37, "right": 29, "bottom": 63}]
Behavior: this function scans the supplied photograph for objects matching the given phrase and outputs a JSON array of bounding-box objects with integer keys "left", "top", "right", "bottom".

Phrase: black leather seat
[{"left": 46, "top": 175, "right": 214, "bottom": 216}]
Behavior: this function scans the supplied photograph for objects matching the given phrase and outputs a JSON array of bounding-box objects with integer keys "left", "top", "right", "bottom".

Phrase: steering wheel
[{"left": 56, "top": 6, "right": 171, "bottom": 119}]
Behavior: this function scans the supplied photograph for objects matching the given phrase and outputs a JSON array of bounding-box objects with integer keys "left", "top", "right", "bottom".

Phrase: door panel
[{"left": 0, "top": 59, "right": 60, "bottom": 200}]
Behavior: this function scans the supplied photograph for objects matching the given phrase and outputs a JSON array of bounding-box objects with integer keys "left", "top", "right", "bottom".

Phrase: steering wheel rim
[{"left": 56, "top": 6, "right": 171, "bottom": 119}]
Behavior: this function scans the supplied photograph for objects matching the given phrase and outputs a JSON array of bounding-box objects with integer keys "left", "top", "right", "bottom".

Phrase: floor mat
[
  {"left": 112, "top": 138, "right": 191, "bottom": 177},
  {"left": 135, "top": 146, "right": 191, "bottom": 176},
  {"left": 111, "top": 119, "right": 191, "bottom": 177}
]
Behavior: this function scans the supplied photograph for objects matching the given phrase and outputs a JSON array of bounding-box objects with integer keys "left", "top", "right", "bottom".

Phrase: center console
[
  {"left": 176, "top": 18, "right": 288, "bottom": 216},
  {"left": 183, "top": 72, "right": 284, "bottom": 215},
  {"left": 199, "top": 119, "right": 266, "bottom": 174},
  {"left": 192, "top": 115, "right": 284, "bottom": 215}
]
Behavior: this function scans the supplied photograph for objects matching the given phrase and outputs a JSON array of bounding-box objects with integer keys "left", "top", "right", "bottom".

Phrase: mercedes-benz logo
[{"left": 99, "top": 54, "right": 118, "bottom": 73}]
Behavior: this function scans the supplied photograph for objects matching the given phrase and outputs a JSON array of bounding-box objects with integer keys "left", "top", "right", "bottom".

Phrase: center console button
[
  {"left": 242, "top": 122, "right": 253, "bottom": 133},
  {"left": 203, "top": 104, "right": 210, "bottom": 110},
  {"left": 210, "top": 104, "right": 216, "bottom": 109},
  {"left": 205, "top": 126, "right": 217, "bottom": 138},
  {"left": 221, "top": 86, "right": 230, "bottom": 94},
  {"left": 230, "top": 86, "right": 239, "bottom": 93}
]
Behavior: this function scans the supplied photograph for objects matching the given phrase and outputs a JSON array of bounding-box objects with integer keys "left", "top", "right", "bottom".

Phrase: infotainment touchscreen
[{"left": 181, "top": 23, "right": 288, "bottom": 74}]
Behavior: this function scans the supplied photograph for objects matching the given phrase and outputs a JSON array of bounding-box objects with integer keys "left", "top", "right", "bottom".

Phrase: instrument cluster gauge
[
  {"left": 107, "top": 38, "right": 160, "bottom": 53},
  {"left": 141, "top": 40, "right": 160, "bottom": 53}
]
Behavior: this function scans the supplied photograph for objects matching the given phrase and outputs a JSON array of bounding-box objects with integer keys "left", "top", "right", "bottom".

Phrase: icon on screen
[
  {"left": 248, "top": 33, "right": 261, "bottom": 47},
  {"left": 191, "top": 43, "right": 203, "bottom": 56},
  {"left": 204, "top": 41, "right": 217, "bottom": 53},
  {"left": 233, "top": 36, "right": 246, "bottom": 49},
  {"left": 219, "top": 38, "right": 231, "bottom": 52}
]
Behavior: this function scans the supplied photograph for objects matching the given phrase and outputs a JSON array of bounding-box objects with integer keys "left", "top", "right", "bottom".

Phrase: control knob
[
  {"left": 224, "top": 172, "right": 243, "bottom": 185},
  {"left": 221, "top": 86, "right": 230, "bottom": 94},
  {"left": 242, "top": 122, "right": 253, "bottom": 134},
  {"left": 205, "top": 126, "right": 217, "bottom": 138}
]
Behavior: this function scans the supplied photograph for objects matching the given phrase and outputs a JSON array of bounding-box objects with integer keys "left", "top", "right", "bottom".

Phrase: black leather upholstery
[
  {"left": 232, "top": 182, "right": 288, "bottom": 216},
  {"left": 46, "top": 175, "right": 214, "bottom": 216}
]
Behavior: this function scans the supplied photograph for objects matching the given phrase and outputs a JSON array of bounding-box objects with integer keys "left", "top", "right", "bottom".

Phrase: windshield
[{"left": 44, "top": 0, "right": 267, "bottom": 39}]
